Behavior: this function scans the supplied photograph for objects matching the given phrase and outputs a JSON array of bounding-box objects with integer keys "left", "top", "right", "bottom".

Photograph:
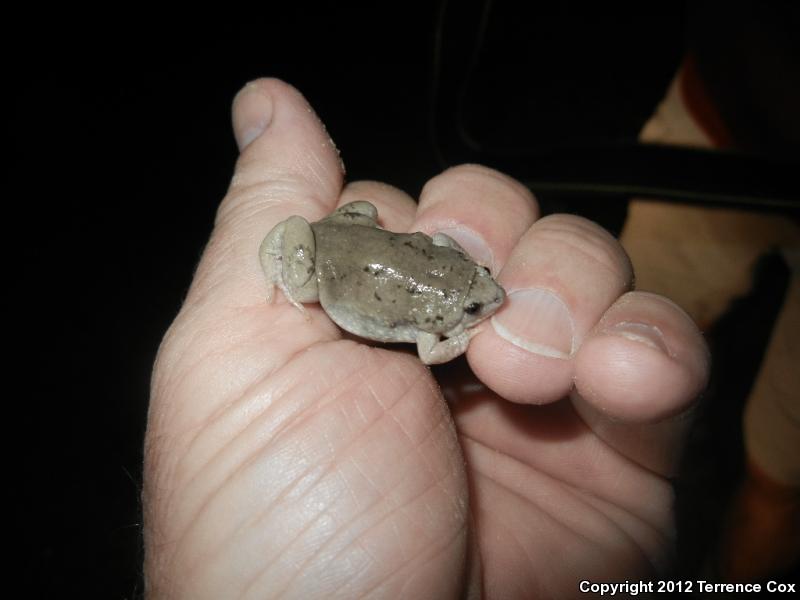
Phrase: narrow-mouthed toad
[{"left": 259, "top": 201, "right": 504, "bottom": 364}]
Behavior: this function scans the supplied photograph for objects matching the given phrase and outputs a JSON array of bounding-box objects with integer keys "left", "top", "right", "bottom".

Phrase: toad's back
[{"left": 312, "top": 221, "right": 477, "bottom": 339}]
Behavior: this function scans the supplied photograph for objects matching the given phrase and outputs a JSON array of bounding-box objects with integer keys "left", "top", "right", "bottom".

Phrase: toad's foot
[{"left": 415, "top": 328, "right": 479, "bottom": 365}]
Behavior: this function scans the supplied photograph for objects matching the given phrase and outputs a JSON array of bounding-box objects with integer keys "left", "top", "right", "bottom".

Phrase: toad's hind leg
[
  {"left": 259, "top": 215, "right": 319, "bottom": 315},
  {"left": 326, "top": 201, "right": 379, "bottom": 227}
]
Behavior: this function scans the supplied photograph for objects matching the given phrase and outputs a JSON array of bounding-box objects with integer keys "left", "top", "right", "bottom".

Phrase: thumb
[
  {"left": 193, "top": 78, "right": 344, "bottom": 310},
  {"left": 149, "top": 78, "right": 346, "bottom": 461}
]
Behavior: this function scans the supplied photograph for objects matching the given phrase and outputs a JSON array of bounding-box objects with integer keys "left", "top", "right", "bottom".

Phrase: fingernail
[
  {"left": 604, "top": 321, "right": 669, "bottom": 354},
  {"left": 232, "top": 81, "right": 274, "bottom": 150},
  {"left": 491, "top": 288, "right": 574, "bottom": 358},
  {"left": 436, "top": 227, "right": 496, "bottom": 271}
]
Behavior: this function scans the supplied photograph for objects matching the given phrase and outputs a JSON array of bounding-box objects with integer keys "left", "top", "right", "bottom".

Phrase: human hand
[{"left": 144, "top": 79, "right": 709, "bottom": 599}]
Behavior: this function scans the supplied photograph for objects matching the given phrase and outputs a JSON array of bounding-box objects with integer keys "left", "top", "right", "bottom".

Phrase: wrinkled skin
[{"left": 144, "top": 79, "right": 710, "bottom": 599}]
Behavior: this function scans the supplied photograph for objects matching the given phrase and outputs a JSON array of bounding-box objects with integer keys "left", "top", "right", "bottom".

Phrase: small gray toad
[{"left": 259, "top": 201, "right": 505, "bottom": 364}]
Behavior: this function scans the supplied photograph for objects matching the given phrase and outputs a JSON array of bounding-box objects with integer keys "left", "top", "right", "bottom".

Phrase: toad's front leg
[{"left": 415, "top": 330, "right": 477, "bottom": 365}]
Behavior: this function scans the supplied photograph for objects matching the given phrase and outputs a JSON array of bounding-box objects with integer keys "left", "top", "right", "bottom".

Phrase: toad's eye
[{"left": 465, "top": 302, "right": 482, "bottom": 314}]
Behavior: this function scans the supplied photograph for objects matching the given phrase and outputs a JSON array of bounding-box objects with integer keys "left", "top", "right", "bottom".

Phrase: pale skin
[{"left": 144, "top": 79, "right": 710, "bottom": 599}]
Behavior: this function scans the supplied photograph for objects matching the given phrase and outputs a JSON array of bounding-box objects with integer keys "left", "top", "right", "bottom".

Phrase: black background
[{"left": 17, "top": 3, "right": 796, "bottom": 597}]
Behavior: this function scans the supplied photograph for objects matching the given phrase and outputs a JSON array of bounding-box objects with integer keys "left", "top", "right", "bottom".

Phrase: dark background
[{"left": 18, "top": 3, "right": 797, "bottom": 597}]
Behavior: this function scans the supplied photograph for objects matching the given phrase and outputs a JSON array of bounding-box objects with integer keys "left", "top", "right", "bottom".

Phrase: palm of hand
[{"left": 144, "top": 80, "right": 707, "bottom": 599}]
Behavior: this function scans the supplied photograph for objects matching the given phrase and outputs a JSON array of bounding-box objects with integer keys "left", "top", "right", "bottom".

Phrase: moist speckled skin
[{"left": 313, "top": 222, "right": 479, "bottom": 342}]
